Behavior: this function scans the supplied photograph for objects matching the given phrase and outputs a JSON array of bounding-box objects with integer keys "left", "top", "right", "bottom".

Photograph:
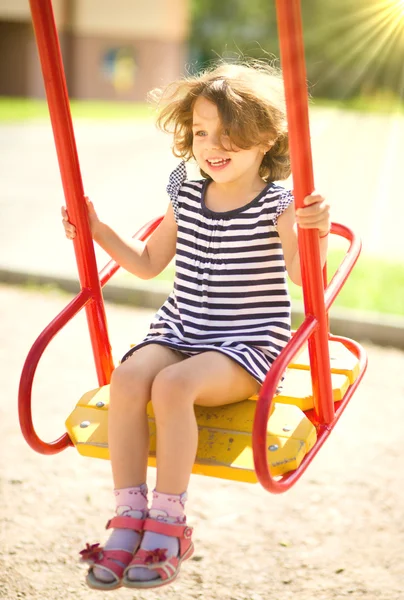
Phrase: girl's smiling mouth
[{"left": 206, "top": 158, "right": 231, "bottom": 170}]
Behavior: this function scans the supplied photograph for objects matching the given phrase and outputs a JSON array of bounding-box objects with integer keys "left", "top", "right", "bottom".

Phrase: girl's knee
[
  {"left": 151, "top": 366, "right": 194, "bottom": 413},
  {"left": 110, "top": 360, "right": 151, "bottom": 407}
]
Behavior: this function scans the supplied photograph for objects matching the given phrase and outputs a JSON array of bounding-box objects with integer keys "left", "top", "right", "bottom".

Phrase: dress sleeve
[
  {"left": 272, "top": 189, "right": 294, "bottom": 230},
  {"left": 166, "top": 161, "right": 187, "bottom": 224}
]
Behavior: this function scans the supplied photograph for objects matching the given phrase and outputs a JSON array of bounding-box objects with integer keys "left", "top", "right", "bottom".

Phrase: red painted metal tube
[
  {"left": 253, "top": 328, "right": 368, "bottom": 493},
  {"left": 28, "top": 0, "right": 114, "bottom": 385},
  {"left": 275, "top": 0, "right": 334, "bottom": 424},
  {"left": 18, "top": 218, "right": 163, "bottom": 455},
  {"left": 18, "top": 290, "right": 92, "bottom": 454},
  {"left": 253, "top": 315, "right": 317, "bottom": 491},
  {"left": 253, "top": 218, "right": 366, "bottom": 492},
  {"left": 324, "top": 223, "right": 362, "bottom": 311}
]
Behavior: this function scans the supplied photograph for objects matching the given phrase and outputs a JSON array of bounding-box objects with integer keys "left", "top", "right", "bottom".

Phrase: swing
[{"left": 18, "top": 0, "right": 367, "bottom": 494}]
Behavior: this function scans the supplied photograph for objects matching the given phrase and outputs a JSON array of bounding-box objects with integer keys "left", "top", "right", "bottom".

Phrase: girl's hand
[
  {"left": 295, "top": 192, "right": 330, "bottom": 237},
  {"left": 61, "top": 205, "right": 76, "bottom": 239},
  {"left": 61, "top": 197, "right": 101, "bottom": 240}
]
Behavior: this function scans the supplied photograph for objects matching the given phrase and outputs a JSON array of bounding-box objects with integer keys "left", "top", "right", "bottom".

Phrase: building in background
[{"left": 0, "top": 0, "right": 189, "bottom": 100}]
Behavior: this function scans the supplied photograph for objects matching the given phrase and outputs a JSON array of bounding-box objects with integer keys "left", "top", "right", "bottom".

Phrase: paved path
[
  {"left": 0, "top": 108, "right": 403, "bottom": 285},
  {"left": 1, "top": 284, "right": 403, "bottom": 599}
]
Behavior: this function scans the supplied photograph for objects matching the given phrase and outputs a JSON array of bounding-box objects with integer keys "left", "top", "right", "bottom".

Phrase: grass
[
  {"left": 116, "top": 249, "right": 404, "bottom": 317},
  {"left": 0, "top": 97, "right": 152, "bottom": 122},
  {"left": 313, "top": 91, "right": 404, "bottom": 115},
  {"left": 289, "top": 249, "right": 404, "bottom": 317},
  {"left": 1, "top": 94, "right": 404, "bottom": 122}
]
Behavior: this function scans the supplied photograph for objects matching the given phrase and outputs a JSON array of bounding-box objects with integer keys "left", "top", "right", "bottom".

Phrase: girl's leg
[
  {"left": 92, "top": 343, "right": 184, "bottom": 583},
  {"left": 152, "top": 350, "right": 260, "bottom": 493},
  {"left": 108, "top": 343, "right": 184, "bottom": 489},
  {"left": 128, "top": 351, "right": 259, "bottom": 582}
]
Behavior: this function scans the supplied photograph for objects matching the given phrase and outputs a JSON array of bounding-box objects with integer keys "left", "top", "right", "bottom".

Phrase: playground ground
[{"left": 1, "top": 284, "right": 403, "bottom": 600}]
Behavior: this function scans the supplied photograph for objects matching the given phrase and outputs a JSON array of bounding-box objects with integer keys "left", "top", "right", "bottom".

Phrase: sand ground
[{"left": 1, "top": 284, "right": 403, "bottom": 600}]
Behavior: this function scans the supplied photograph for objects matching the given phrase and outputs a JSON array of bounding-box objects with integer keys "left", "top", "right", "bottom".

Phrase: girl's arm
[
  {"left": 62, "top": 199, "right": 177, "bottom": 280},
  {"left": 277, "top": 193, "right": 330, "bottom": 287}
]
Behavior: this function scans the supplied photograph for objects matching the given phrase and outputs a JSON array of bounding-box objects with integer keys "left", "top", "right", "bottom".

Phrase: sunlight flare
[{"left": 304, "top": 0, "right": 404, "bottom": 102}]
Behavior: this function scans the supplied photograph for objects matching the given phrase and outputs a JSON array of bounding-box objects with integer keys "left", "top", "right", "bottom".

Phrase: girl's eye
[{"left": 194, "top": 130, "right": 207, "bottom": 137}]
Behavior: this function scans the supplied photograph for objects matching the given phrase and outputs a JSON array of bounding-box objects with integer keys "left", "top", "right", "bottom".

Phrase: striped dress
[{"left": 122, "top": 162, "right": 294, "bottom": 384}]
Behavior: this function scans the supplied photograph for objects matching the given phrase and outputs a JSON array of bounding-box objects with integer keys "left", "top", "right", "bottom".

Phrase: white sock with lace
[
  {"left": 126, "top": 489, "right": 187, "bottom": 582},
  {"left": 93, "top": 484, "right": 148, "bottom": 583}
]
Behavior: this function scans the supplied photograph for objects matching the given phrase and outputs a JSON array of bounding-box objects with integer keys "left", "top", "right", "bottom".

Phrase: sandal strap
[
  {"left": 99, "top": 548, "right": 133, "bottom": 563},
  {"left": 124, "top": 540, "right": 194, "bottom": 586},
  {"left": 80, "top": 545, "right": 132, "bottom": 572},
  {"left": 128, "top": 549, "right": 179, "bottom": 581},
  {"left": 106, "top": 516, "right": 144, "bottom": 531},
  {"left": 143, "top": 518, "right": 193, "bottom": 539},
  {"left": 93, "top": 549, "right": 133, "bottom": 579}
]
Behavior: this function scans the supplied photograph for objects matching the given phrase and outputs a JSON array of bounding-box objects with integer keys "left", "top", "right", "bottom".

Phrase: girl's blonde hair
[{"left": 149, "top": 60, "right": 290, "bottom": 182}]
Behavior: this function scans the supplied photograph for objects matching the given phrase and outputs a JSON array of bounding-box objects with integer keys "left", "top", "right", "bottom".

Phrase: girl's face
[{"left": 192, "top": 96, "right": 270, "bottom": 186}]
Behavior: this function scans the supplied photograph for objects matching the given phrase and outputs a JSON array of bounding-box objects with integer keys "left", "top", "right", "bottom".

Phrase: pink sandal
[
  {"left": 122, "top": 518, "right": 194, "bottom": 589},
  {"left": 79, "top": 515, "right": 145, "bottom": 591}
]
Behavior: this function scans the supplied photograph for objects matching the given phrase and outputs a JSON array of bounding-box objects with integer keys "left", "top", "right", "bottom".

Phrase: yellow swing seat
[{"left": 66, "top": 338, "right": 360, "bottom": 483}]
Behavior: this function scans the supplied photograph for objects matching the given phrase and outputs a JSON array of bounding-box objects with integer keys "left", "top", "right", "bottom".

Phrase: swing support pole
[
  {"left": 18, "top": 0, "right": 115, "bottom": 453},
  {"left": 26, "top": 0, "right": 114, "bottom": 385},
  {"left": 276, "top": 0, "right": 335, "bottom": 425},
  {"left": 252, "top": 0, "right": 367, "bottom": 493},
  {"left": 18, "top": 0, "right": 163, "bottom": 454}
]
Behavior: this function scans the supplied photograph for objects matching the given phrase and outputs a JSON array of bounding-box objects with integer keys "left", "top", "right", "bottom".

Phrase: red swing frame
[{"left": 18, "top": 0, "right": 367, "bottom": 493}]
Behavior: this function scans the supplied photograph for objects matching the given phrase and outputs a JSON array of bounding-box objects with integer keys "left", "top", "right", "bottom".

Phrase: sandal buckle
[{"left": 184, "top": 527, "right": 193, "bottom": 539}]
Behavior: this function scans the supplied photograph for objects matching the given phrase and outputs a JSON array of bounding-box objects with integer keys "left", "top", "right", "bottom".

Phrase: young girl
[{"left": 63, "top": 60, "right": 330, "bottom": 591}]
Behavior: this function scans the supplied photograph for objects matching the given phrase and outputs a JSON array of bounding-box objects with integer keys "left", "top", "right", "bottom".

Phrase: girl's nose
[{"left": 208, "top": 134, "right": 220, "bottom": 150}]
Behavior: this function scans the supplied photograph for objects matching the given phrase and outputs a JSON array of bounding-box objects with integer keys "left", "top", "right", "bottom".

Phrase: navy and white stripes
[{"left": 123, "top": 166, "right": 293, "bottom": 384}]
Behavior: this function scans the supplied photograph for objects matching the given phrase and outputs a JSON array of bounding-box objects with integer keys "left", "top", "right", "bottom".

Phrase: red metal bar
[
  {"left": 18, "top": 290, "right": 92, "bottom": 454},
  {"left": 18, "top": 219, "right": 162, "bottom": 455},
  {"left": 324, "top": 223, "right": 362, "bottom": 311},
  {"left": 275, "top": 0, "right": 334, "bottom": 424},
  {"left": 28, "top": 0, "right": 114, "bottom": 385},
  {"left": 253, "top": 220, "right": 367, "bottom": 492},
  {"left": 253, "top": 327, "right": 368, "bottom": 493},
  {"left": 253, "top": 315, "right": 318, "bottom": 491}
]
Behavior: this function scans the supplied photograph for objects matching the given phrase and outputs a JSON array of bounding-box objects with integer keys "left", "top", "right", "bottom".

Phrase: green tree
[
  {"left": 189, "top": 0, "right": 404, "bottom": 101},
  {"left": 190, "top": 0, "right": 279, "bottom": 67}
]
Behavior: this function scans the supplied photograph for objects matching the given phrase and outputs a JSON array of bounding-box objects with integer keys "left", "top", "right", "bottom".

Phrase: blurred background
[
  {"left": 1, "top": 0, "right": 404, "bottom": 106},
  {"left": 0, "top": 0, "right": 403, "bottom": 324}
]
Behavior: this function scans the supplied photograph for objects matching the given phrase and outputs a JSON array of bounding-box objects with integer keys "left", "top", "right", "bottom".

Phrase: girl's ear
[{"left": 262, "top": 140, "right": 275, "bottom": 155}]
